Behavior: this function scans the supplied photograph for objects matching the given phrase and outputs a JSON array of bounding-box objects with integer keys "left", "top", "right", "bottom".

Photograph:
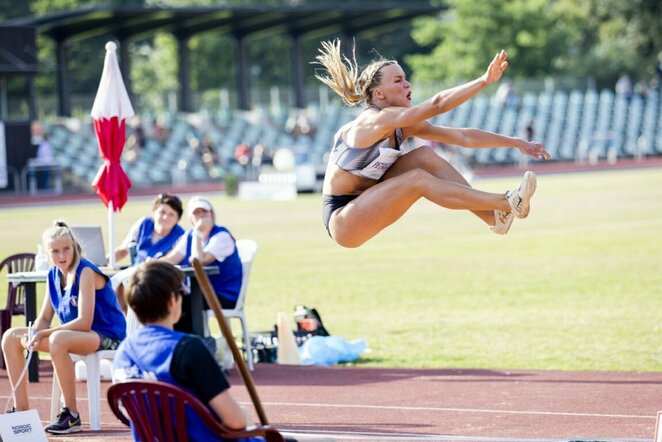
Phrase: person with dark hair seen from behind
[
  {"left": 112, "top": 193, "right": 185, "bottom": 312},
  {"left": 113, "top": 261, "right": 260, "bottom": 441},
  {"left": 162, "top": 196, "right": 243, "bottom": 333},
  {"left": 313, "top": 39, "right": 550, "bottom": 247},
  {"left": 525, "top": 119, "right": 535, "bottom": 142},
  {"left": 1, "top": 220, "right": 126, "bottom": 434}
]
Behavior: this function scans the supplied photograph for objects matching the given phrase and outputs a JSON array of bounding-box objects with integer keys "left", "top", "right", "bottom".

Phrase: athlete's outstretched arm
[
  {"left": 410, "top": 122, "right": 551, "bottom": 160},
  {"left": 379, "top": 51, "right": 508, "bottom": 129}
]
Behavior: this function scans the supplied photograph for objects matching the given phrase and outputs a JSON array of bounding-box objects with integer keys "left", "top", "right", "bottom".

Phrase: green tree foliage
[
  {"left": 130, "top": 33, "right": 178, "bottom": 111},
  {"left": 29, "top": 0, "right": 120, "bottom": 105},
  {"left": 407, "top": 0, "right": 571, "bottom": 83},
  {"left": 7, "top": 0, "right": 662, "bottom": 115},
  {"left": 0, "top": 1, "right": 31, "bottom": 19},
  {"left": 407, "top": 0, "right": 662, "bottom": 87}
]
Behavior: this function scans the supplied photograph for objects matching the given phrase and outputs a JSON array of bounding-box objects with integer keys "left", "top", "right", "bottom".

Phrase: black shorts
[
  {"left": 96, "top": 332, "right": 121, "bottom": 351},
  {"left": 322, "top": 194, "right": 358, "bottom": 234}
]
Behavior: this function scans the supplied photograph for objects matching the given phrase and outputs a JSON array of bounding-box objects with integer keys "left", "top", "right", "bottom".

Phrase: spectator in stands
[
  {"left": 525, "top": 120, "right": 535, "bottom": 141},
  {"left": 2, "top": 220, "right": 126, "bottom": 434},
  {"left": 33, "top": 134, "right": 54, "bottom": 189},
  {"left": 30, "top": 121, "right": 56, "bottom": 190},
  {"left": 113, "top": 261, "right": 252, "bottom": 440},
  {"left": 134, "top": 120, "right": 146, "bottom": 149},
  {"left": 520, "top": 120, "right": 535, "bottom": 169},
  {"left": 235, "top": 142, "right": 252, "bottom": 166},
  {"left": 615, "top": 74, "right": 633, "bottom": 99},
  {"left": 494, "top": 79, "right": 518, "bottom": 108},
  {"left": 162, "top": 196, "right": 243, "bottom": 333},
  {"left": 113, "top": 193, "right": 185, "bottom": 312},
  {"left": 313, "top": 39, "right": 550, "bottom": 246},
  {"left": 152, "top": 117, "right": 169, "bottom": 147},
  {"left": 634, "top": 80, "right": 649, "bottom": 99}
]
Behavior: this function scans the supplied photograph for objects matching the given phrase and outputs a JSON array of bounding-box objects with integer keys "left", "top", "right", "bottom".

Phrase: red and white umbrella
[{"left": 90, "top": 41, "right": 135, "bottom": 268}]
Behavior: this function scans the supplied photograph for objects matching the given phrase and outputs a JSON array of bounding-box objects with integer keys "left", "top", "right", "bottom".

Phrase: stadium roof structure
[{"left": 5, "top": 2, "right": 446, "bottom": 115}]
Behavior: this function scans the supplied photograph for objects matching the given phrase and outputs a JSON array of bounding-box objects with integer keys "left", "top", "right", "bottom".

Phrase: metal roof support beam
[
  {"left": 28, "top": 76, "right": 37, "bottom": 120},
  {"left": 291, "top": 33, "right": 305, "bottom": 109},
  {"left": 55, "top": 40, "right": 71, "bottom": 117},
  {"left": 118, "top": 38, "right": 132, "bottom": 102},
  {"left": 176, "top": 34, "right": 193, "bottom": 113},
  {"left": 234, "top": 34, "right": 250, "bottom": 111}
]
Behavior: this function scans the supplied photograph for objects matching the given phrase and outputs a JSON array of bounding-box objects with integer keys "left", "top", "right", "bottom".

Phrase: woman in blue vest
[
  {"left": 163, "top": 196, "right": 243, "bottom": 332},
  {"left": 114, "top": 261, "right": 255, "bottom": 441},
  {"left": 113, "top": 193, "right": 185, "bottom": 311},
  {"left": 1, "top": 220, "right": 126, "bottom": 434},
  {"left": 114, "top": 193, "right": 185, "bottom": 264}
]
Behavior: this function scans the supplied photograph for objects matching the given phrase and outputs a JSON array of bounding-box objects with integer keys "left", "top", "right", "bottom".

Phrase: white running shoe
[
  {"left": 507, "top": 171, "right": 537, "bottom": 219},
  {"left": 490, "top": 209, "right": 514, "bottom": 235}
]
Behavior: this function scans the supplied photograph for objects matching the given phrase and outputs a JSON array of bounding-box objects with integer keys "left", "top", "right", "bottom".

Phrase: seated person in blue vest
[
  {"left": 113, "top": 261, "right": 256, "bottom": 440},
  {"left": 112, "top": 193, "right": 185, "bottom": 312},
  {"left": 162, "top": 196, "right": 243, "bottom": 333},
  {"left": 1, "top": 220, "right": 126, "bottom": 434}
]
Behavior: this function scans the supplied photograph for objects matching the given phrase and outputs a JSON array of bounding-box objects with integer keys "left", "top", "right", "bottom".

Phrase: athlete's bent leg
[
  {"left": 329, "top": 168, "right": 510, "bottom": 247},
  {"left": 382, "top": 146, "right": 495, "bottom": 225}
]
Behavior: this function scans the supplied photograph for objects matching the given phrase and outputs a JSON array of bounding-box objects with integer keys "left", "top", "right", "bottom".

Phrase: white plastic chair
[
  {"left": 205, "top": 239, "right": 258, "bottom": 371},
  {"left": 50, "top": 267, "right": 138, "bottom": 431}
]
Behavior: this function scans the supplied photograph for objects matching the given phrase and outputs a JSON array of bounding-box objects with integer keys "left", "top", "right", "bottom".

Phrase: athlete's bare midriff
[{"left": 322, "top": 163, "right": 377, "bottom": 195}]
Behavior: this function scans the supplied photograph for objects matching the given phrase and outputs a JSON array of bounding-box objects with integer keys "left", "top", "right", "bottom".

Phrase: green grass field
[{"left": 1, "top": 168, "right": 661, "bottom": 371}]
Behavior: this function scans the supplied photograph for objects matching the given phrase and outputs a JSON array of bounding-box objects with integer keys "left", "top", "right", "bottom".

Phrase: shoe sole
[
  {"left": 491, "top": 211, "right": 514, "bottom": 235},
  {"left": 45, "top": 426, "right": 82, "bottom": 434},
  {"left": 517, "top": 171, "right": 537, "bottom": 219}
]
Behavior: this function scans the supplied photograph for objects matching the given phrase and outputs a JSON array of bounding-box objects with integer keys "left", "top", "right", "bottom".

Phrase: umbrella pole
[
  {"left": 108, "top": 201, "right": 116, "bottom": 268},
  {"left": 192, "top": 258, "right": 269, "bottom": 425}
]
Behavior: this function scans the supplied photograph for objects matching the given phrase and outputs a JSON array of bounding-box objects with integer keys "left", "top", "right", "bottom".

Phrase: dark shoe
[
  {"left": 44, "top": 407, "right": 82, "bottom": 434},
  {"left": 5, "top": 407, "right": 15, "bottom": 414}
]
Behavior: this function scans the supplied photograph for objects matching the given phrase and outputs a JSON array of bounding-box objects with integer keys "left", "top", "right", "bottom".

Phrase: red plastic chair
[
  {"left": 107, "top": 380, "right": 285, "bottom": 442},
  {"left": 0, "top": 253, "right": 35, "bottom": 369}
]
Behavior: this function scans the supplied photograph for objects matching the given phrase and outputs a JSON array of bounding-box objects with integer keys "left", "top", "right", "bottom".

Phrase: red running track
[{"left": 2, "top": 362, "right": 659, "bottom": 441}]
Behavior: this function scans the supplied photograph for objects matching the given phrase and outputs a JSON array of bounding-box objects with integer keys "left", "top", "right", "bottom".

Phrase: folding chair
[
  {"left": 0, "top": 253, "right": 35, "bottom": 369},
  {"left": 205, "top": 239, "right": 258, "bottom": 370},
  {"left": 107, "top": 379, "right": 284, "bottom": 442}
]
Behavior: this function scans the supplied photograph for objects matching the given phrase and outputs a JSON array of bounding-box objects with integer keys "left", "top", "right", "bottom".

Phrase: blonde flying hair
[
  {"left": 313, "top": 39, "right": 397, "bottom": 107},
  {"left": 42, "top": 220, "right": 84, "bottom": 288}
]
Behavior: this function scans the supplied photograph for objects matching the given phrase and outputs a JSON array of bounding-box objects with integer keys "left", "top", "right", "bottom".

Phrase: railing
[{"left": 20, "top": 161, "right": 63, "bottom": 195}]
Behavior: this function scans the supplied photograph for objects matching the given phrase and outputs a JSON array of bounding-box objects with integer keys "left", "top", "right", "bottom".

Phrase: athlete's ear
[{"left": 373, "top": 87, "right": 384, "bottom": 100}]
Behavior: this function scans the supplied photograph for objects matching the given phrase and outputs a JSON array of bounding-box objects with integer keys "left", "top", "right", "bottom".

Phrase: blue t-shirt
[
  {"left": 134, "top": 217, "right": 185, "bottom": 263},
  {"left": 47, "top": 258, "right": 126, "bottom": 340},
  {"left": 114, "top": 325, "right": 260, "bottom": 442}
]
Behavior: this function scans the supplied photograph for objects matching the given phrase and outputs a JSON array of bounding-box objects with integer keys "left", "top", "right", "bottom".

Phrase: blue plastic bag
[{"left": 298, "top": 335, "right": 367, "bottom": 366}]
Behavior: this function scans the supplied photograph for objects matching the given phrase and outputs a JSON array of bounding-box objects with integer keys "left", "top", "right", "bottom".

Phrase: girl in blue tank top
[{"left": 1, "top": 220, "right": 126, "bottom": 435}]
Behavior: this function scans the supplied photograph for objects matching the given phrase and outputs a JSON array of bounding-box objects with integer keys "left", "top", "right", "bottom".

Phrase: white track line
[
  {"left": 259, "top": 401, "right": 655, "bottom": 420},
  {"left": 281, "top": 428, "right": 650, "bottom": 442}
]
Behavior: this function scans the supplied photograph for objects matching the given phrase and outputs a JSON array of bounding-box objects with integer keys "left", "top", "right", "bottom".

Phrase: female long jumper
[{"left": 315, "top": 40, "right": 551, "bottom": 248}]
